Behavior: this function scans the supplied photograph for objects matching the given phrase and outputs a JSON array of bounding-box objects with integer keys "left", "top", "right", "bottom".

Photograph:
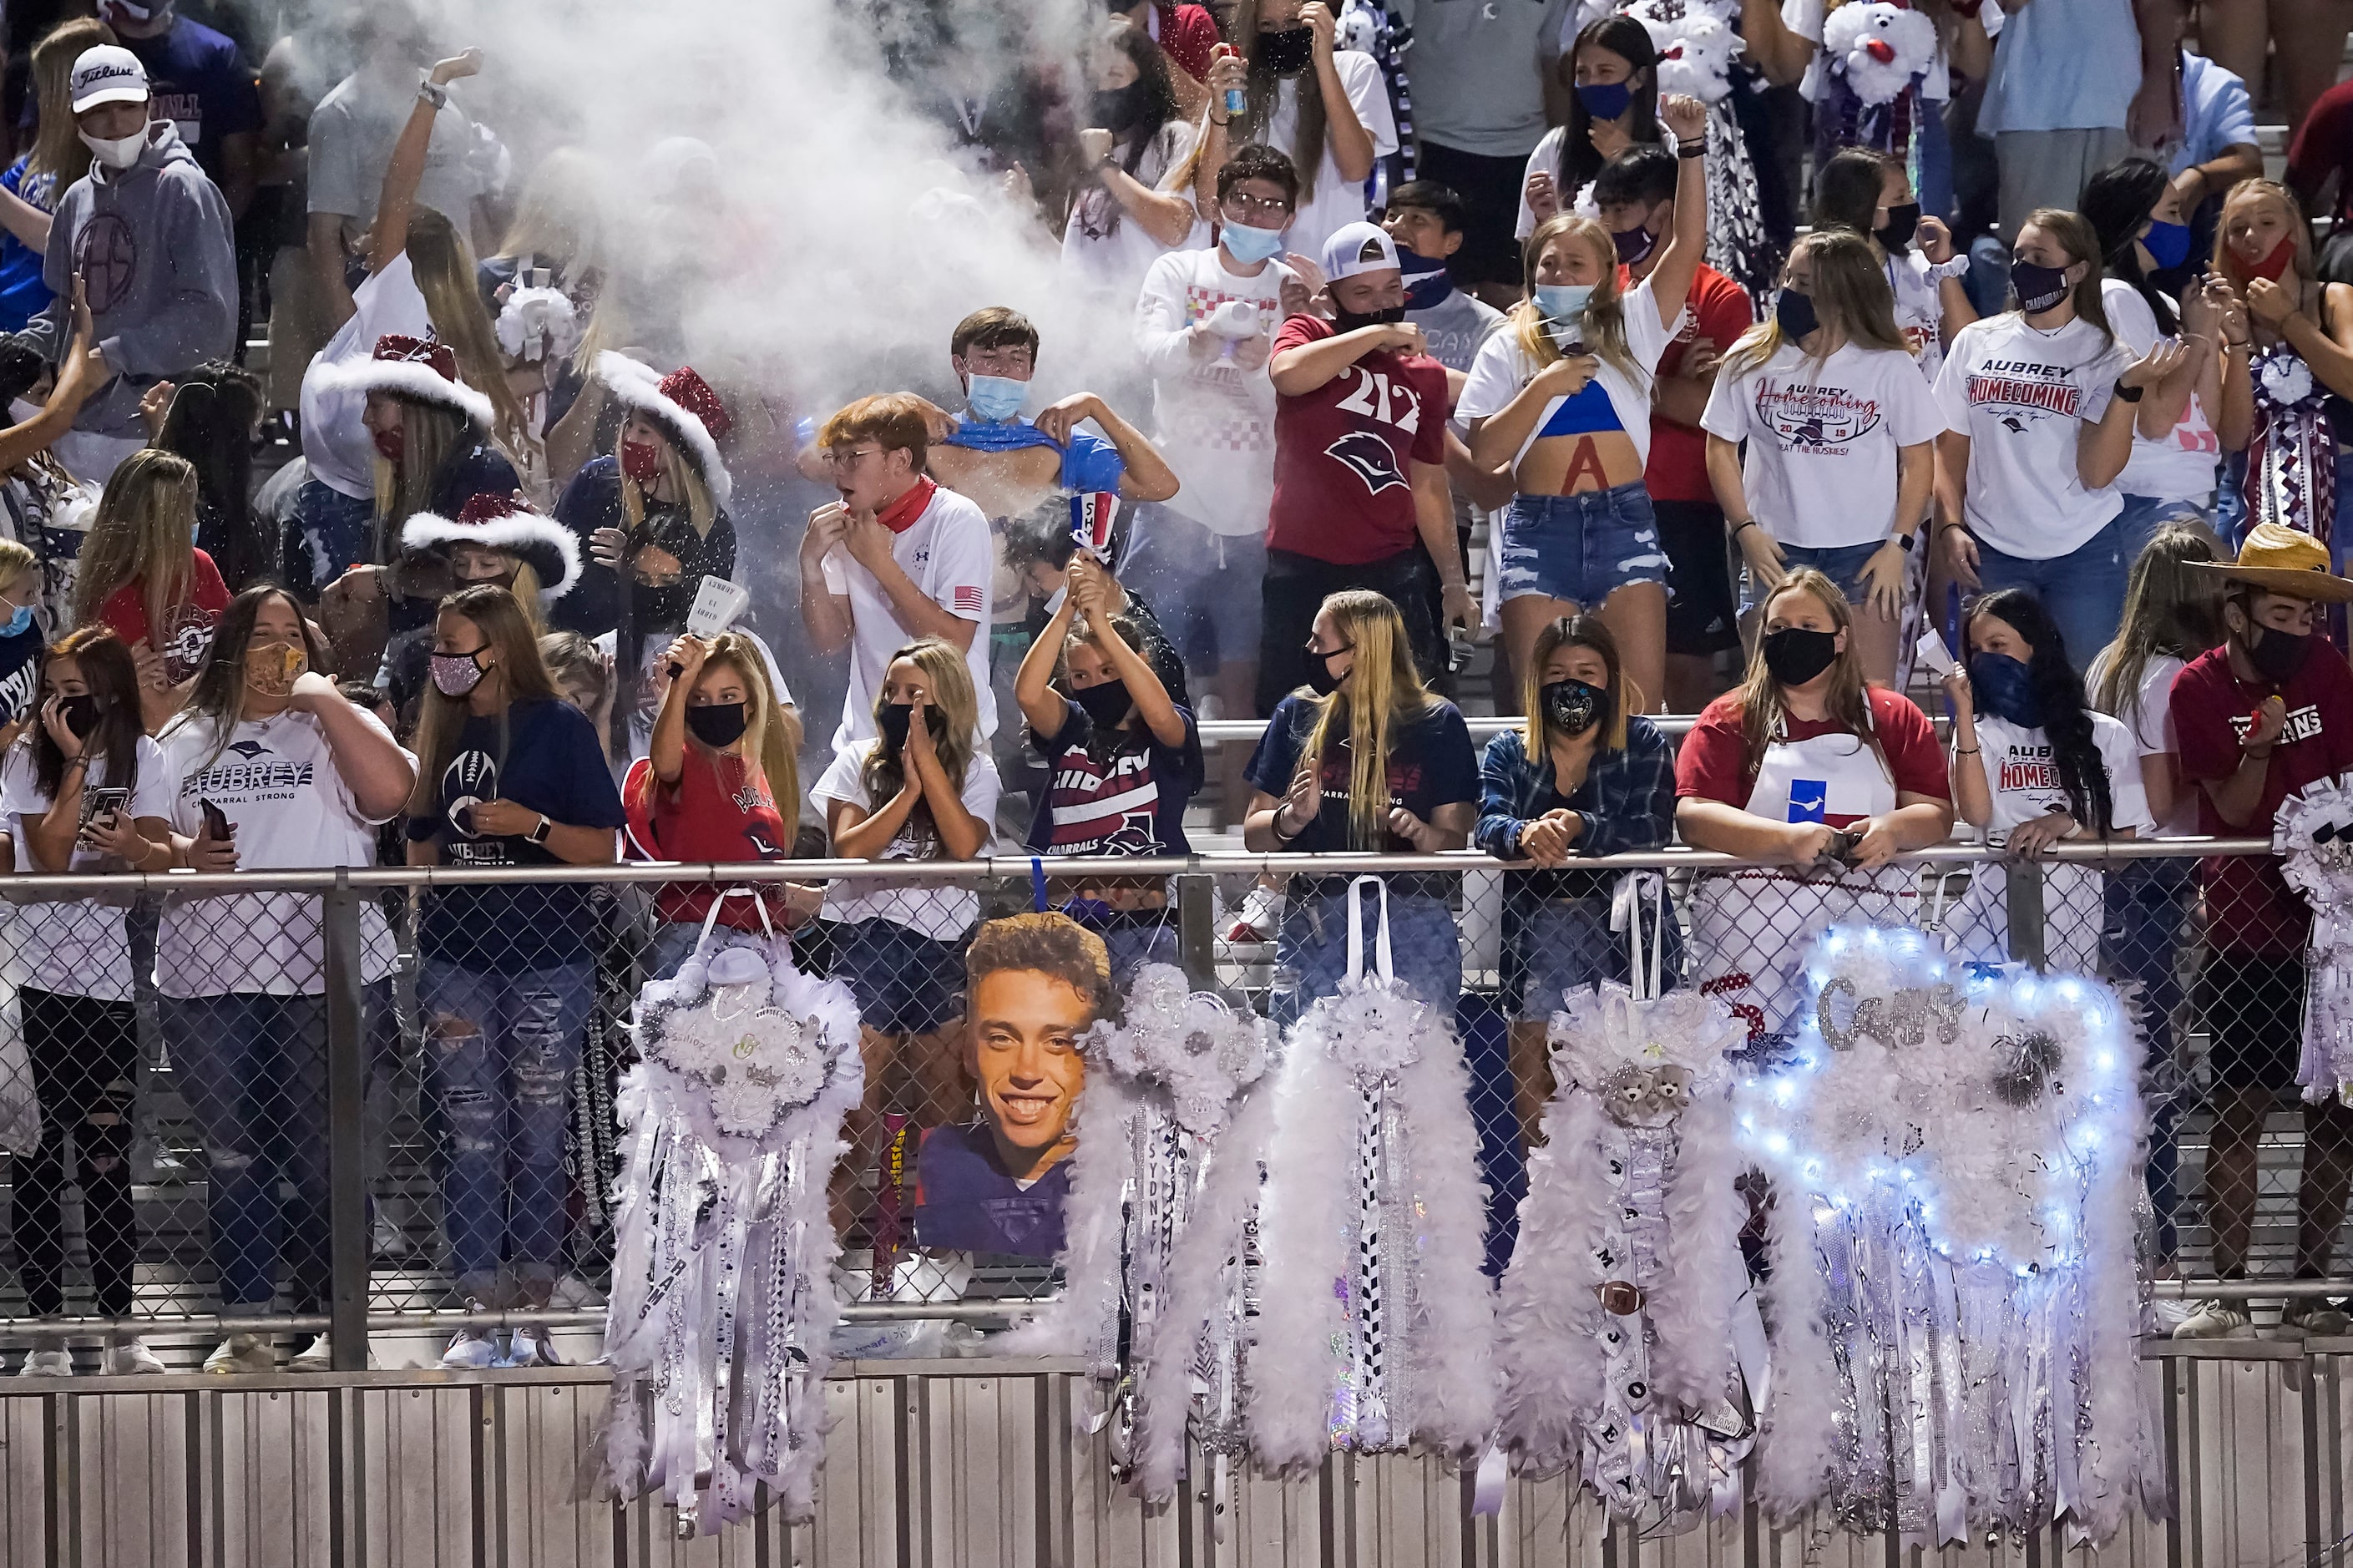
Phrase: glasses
[
  {"left": 1222, "top": 192, "right": 1293, "bottom": 221},
  {"left": 822, "top": 447, "right": 882, "bottom": 470}
]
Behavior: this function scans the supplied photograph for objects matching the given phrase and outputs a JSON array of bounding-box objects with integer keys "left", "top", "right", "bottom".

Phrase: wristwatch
[
  {"left": 1892, "top": 530, "right": 1916, "bottom": 553},
  {"left": 2113, "top": 377, "right": 2145, "bottom": 403},
  {"left": 527, "top": 815, "right": 552, "bottom": 847}
]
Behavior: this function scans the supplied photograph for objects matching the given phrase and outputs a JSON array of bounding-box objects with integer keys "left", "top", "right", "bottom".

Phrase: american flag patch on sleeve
[{"left": 952, "top": 584, "right": 984, "bottom": 616}]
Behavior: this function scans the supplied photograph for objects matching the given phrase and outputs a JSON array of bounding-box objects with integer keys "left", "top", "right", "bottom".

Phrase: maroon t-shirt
[
  {"left": 2171, "top": 640, "right": 2353, "bottom": 954},
  {"left": 1266, "top": 314, "right": 1451, "bottom": 566},
  {"left": 1645, "top": 264, "right": 1753, "bottom": 505}
]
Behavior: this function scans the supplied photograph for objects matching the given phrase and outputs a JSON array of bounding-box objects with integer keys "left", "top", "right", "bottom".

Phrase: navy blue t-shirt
[
  {"left": 408, "top": 698, "right": 626, "bottom": 971},
  {"left": 1244, "top": 694, "right": 1479, "bottom": 854},
  {"left": 1024, "top": 701, "right": 1202, "bottom": 857},
  {"left": 912, "top": 1120, "right": 1070, "bottom": 1261},
  {"left": 0, "top": 622, "right": 42, "bottom": 731},
  {"left": 550, "top": 456, "right": 624, "bottom": 637},
  {"left": 122, "top": 18, "right": 261, "bottom": 188}
]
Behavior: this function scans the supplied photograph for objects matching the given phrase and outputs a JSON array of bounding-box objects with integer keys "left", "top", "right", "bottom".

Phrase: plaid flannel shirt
[{"left": 1474, "top": 716, "right": 1677, "bottom": 862}]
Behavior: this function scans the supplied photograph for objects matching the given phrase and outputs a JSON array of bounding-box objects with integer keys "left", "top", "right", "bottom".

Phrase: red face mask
[
  {"left": 371, "top": 426, "right": 403, "bottom": 463},
  {"left": 620, "top": 438, "right": 663, "bottom": 485},
  {"left": 2247, "top": 233, "right": 2297, "bottom": 283}
]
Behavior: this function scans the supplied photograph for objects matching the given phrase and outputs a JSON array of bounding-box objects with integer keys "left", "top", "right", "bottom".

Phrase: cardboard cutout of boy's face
[{"left": 968, "top": 967, "right": 1092, "bottom": 1175}]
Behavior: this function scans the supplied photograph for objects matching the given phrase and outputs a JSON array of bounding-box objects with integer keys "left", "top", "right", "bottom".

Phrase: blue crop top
[{"left": 1536, "top": 379, "right": 1624, "bottom": 438}]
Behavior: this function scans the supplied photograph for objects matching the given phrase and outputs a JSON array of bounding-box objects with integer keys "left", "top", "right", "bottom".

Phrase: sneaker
[
  {"left": 290, "top": 1334, "right": 334, "bottom": 1371},
  {"left": 440, "top": 1329, "right": 499, "bottom": 1370},
  {"left": 202, "top": 1334, "right": 276, "bottom": 1374},
  {"left": 1227, "top": 886, "right": 1283, "bottom": 943},
  {"left": 372, "top": 1211, "right": 411, "bottom": 1260},
  {"left": 2172, "top": 1299, "right": 2253, "bottom": 1339},
  {"left": 15, "top": 1346, "right": 70, "bottom": 1377},
  {"left": 101, "top": 1337, "right": 164, "bottom": 1375},
  {"left": 503, "top": 1325, "right": 560, "bottom": 1368},
  {"left": 2285, "top": 1297, "right": 2353, "bottom": 1337}
]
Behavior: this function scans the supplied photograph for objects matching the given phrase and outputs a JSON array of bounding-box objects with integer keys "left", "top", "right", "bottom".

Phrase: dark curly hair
[
  {"left": 1967, "top": 588, "right": 2114, "bottom": 834},
  {"left": 966, "top": 912, "right": 1117, "bottom": 1024}
]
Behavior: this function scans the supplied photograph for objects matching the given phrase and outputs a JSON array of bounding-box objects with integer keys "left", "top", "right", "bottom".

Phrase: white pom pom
[{"left": 1821, "top": 1, "right": 1937, "bottom": 105}]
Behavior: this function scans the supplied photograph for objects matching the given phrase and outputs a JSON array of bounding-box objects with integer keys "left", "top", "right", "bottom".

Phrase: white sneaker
[
  {"left": 16, "top": 1346, "right": 70, "bottom": 1377},
  {"left": 290, "top": 1334, "right": 334, "bottom": 1371},
  {"left": 202, "top": 1334, "right": 276, "bottom": 1374},
  {"left": 101, "top": 1337, "right": 164, "bottom": 1375},
  {"left": 503, "top": 1325, "right": 560, "bottom": 1368},
  {"left": 548, "top": 1273, "right": 605, "bottom": 1310},
  {"left": 2172, "top": 1299, "right": 2253, "bottom": 1338},
  {"left": 372, "top": 1211, "right": 411, "bottom": 1260},
  {"left": 440, "top": 1329, "right": 499, "bottom": 1370},
  {"left": 1227, "top": 886, "right": 1283, "bottom": 943}
]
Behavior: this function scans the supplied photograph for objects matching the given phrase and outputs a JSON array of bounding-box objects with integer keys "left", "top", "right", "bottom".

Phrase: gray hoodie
[{"left": 21, "top": 120, "right": 237, "bottom": 439}]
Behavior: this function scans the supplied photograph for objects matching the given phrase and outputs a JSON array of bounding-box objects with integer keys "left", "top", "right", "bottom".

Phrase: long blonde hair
[
  {"left": 861, "top": 638, "right": 978, "bottom": 834},
  {"left": 2088, "top": 523, "right": 2223, "bottom": 730},
  {"left": 1510, "top": 214, "right": 1642, "bottom": 384},
  {"left": 26, "top": 18, "right": 111, "bottom": 190},
  {"left": 407, "top": 584, "right": 562, "bottom": 820},
  {"left": 1719, "top": 230, "right": 1910, "bottom": 379},
  {"left": 1734, "top": 569, "right": 1886, "bottom": 778},
  {"left": 1300, "top": 590, "right": 1436, "bottom": 850},
  {"left": 2214, "top": 180, "right": 2318, "bottom": 297},
  {"left": 408, "top": 209, "right": 537, "bottom": 466},
  {"left": 696, "top": 630, "right": 801, "bottom": 821},
  {"left": 73, "top": 449, "right": 197, "bottom": 638},
  {"left": 618, "top": 425, "right": 717, "bottom": 535},
  {"left": 370, "top": 397, "right": 463, "bottom": 551},
  {"left": 493, "top": 148, "right": 602, "bottom": 276}
]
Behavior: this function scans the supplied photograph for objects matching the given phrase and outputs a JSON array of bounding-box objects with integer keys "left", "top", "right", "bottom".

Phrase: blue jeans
[
  {"left": 164, "top": 984, "right": 389, "bottom": 1311},
  {"left": 1272, "top": 884, "right": 1462, "bottom": 1026},
  {"left": 1914, "top": 99, "right": 1954, "bottom": 228},
  {"left": 1498, "top": 482, "right": 1667, "bottom": 607},
  {"left": 1970, "top": 514, "right": 2129, "bottom": 670},
  {"left": 2104, "top": 855, "right": 2192, "bottom": 1262},
  {"left": 1743, "top": 539, "right": 1885, "bottom": 615},
  {"left": 418, "top": 960, "right": 593, "bottom": 1292},
  {"left": 292, "top": 479, "right": 375, "bottom": 595},
  {"left": 2114, "top": 493, "right": 2214, "bottom": 566}
]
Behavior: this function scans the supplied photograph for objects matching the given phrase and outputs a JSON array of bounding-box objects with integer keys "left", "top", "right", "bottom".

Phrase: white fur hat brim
[
  {"left": 595, "top": 351, "right": 733, "bottom": 508},
  {"left": 311, "top": 356, "right": 497, "bottom": 432},
  {"left": 401, "top": 509, "right": 582, "bottom": 599}
]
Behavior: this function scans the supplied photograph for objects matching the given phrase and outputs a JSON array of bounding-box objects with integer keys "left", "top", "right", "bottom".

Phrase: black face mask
[
  {"left": 878, "top": 701, "right": 915, "bottom": 751},
  {"left": 2011, "top": 256, "right": 2073, "bottom": 313},
  {"left": 1761, "top": 626, "right": 1839, "bottom": 687},
  {"left": 1257, "top": 24, "right": 1314, "bottom": 74},
  {"left": 1333, "top": 303, "right": 1408, "bottom": 335},
  {"left": 1092, "top": 83, "right": 1150, "bottom": 135},
  {"left": 2247, "top": 620, "right": 2313, "bottom": 684},
  {"left": 1070, "top": 678, "right": 1134, "bottom": 729},
  {"left": 1774, "top": 287, "right": 1819, "bottom": 342},
  {"left": 58, "top": 694, "right": 99, "bottom": 739},
  {"left": 686, "top": 701, "right": 748, "bottom": 748},
  {"left": 1541, "top": 677, "right": 1607, "bottom": 737},
  {"left": 1304, "top": 645, "right": 1351, "bottom": 696},
  {"left": 1876, "top": 200, "right": 1920, "bottom": 255}
]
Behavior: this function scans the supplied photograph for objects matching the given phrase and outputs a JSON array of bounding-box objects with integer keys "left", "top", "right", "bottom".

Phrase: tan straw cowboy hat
[{"left": 2193, "top": 522, "right": 2353, "bottom": 603}]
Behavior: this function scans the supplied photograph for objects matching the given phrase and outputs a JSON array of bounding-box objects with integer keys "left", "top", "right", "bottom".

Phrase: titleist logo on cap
[{"left": 75, "top": 63, "right": 140, "bottom": 86}]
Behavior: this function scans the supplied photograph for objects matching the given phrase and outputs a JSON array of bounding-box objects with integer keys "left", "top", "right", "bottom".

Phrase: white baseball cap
[
  {"left": 69, "top": 46, "right": 149, "bottom": 114},
  {"left": 1320, "top": 221, "right": 1400, "bottom": 283}
]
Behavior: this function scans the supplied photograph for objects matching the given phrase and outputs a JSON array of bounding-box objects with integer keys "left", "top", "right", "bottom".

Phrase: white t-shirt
[
  {"left": 152, "top": 708, "right": 412, "bottom": 999},
  {"left": 2087, "top": 646, "right": 2193, "bottom": 836},
  {"left": 1699, "top": 340, "right": 1946, "bottom": 549},
  {"left": 812, "top": 739, "right": 1000, "bottom": 938},
  {"left": 1134, "top": 245, "right": 1296, "bottom": 536},
  {"left": 1457, "top": 276, "right": 1688, "bottom": 470},
  {"left": 0, "top": 737, "right": 172, "bottom": 1003},
  {"left": 2101, "top": 278, "right": 2221, "bottom": 505},
  {"left": 1512, "top": 120, "right": 1688, "bottom": 240},
  {"left": 1257, "top": 51, "right": 1399, "bottom": 260},
  {"left": 819, "top": 484, "right": 996, "bottom": 753},
  {"left": 1784, "top": 0, "right": 1953, "bottom": 104},
  {"left": 1932, "top": 313, "right": 2128, "bottom": 559},
  {"left": 1058, "top": 120, "right": 1207, "bottom": 310},
  {"left": 1967, "top": 711, "right": 2153, "bottom": 842},
  {"left": 297, "top": 250, "right": 430, "bottom": 501},
  {"left": 1886, "top": 250, "right": 1948, "bottom": 383}
]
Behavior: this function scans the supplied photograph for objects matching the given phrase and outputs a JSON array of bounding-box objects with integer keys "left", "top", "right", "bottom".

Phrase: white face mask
[{"left": 79, "top": 128, "right": 144, "bottom": 171}]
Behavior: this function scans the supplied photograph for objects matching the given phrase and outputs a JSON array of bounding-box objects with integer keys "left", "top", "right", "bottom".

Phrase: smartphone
[
  {"left": 199, "top": 798, "right": 232, "bottom": 842},
  {"left": 78, "top": 786, "right": 127, "bottom": 846}
]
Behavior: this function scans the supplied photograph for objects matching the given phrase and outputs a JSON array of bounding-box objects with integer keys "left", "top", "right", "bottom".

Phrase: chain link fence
[{"left": 0, "top": 837, "right": 2308, "bottom": 1365}]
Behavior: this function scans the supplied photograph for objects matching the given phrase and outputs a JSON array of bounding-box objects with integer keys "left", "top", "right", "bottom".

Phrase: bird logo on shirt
[
  {"left": 1788, "top": 780, "right": 1828, "bottom": 822},
  {"left": 225, "top": 740, "right": 271, "bottom": 760},
  {"left": 1324, "top": 431, "right": 1409, "bottom": 496}
]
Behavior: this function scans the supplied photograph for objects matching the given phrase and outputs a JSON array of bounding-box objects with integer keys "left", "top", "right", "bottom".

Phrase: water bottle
[{"left": 1224, "top": 87, "right": 1245, "bottom": 119}]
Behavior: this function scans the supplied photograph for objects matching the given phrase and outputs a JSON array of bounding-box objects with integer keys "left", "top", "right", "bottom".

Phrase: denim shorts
[
  {"left": 1743, "top": 539, "right": 1885, "bottom": 615},
  {"left": 834, "top": 918, "right": 969, "bottom": 1036},
  {"left": 1497, "top": 481, "right": 1667, "bottom": 608}
]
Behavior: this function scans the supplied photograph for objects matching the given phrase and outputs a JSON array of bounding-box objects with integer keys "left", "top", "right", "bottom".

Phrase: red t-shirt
[
  {"left": 648, "top": 746, "right": 796, "bottom": 928},
  {"left": 97, "top": 549, "right": 230, "bottom": 685},
  {"left": 1675, "top": 685, "right": 1951, "bottom": 823},
  {"left": 1152, "top": 2, "right": 1222, "bottom": 81},
  {"left": 1645, "top": 264, "right": 1753, "bottom": 505},
  {"left": 2171, "top": 640, "right": 2353, "bottom": 954},
  {"left": 2289, "top": 81, "right": 2353, "bottom": 225},
  {"left": 1267, "top": 315, "right": 1451, "bottom": 565}
]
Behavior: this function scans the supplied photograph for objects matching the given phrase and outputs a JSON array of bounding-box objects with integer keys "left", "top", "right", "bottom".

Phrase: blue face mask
[
  {"left": 1533, "top": 283, "right": 1593, "bottom": 324},
  {"left": 1398, "top": 243, "right": 1453, "bottom": 307},
  {"left": 1221, "top": 219, "right": 1288, "bottom": 265},
  {"left": 2142, "top": 218, "right": 2192, "bottom": 271},
  {"left": 1966, "top": 651, "right": 2042, "bottom": 729},
  {"left": 1576, "top": 79, "right": 1633, "bottom": 120},
  {"left": 964, "top": 372, "right": 1028, "bottom": 424},
  {"left": 1, "top": 604, "right": 29, "bottom": 639}
]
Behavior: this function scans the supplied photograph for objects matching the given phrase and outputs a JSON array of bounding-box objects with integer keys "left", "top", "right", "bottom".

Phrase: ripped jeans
[{"left": 417, "top": 960, "right": 592, "bottom": 1294}]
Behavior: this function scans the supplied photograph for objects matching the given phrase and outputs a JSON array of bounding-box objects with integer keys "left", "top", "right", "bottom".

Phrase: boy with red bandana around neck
[{"left": 801, "top": 393, "right": 996, "bottom": 756}]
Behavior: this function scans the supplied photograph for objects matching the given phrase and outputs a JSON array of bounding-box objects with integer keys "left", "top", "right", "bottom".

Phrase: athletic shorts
[{"left": 2198, "top": 952, "right": 2309, "bottom": 1093}]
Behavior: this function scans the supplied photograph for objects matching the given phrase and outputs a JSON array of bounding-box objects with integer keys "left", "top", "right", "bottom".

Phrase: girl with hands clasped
[
  {"left": 1518, "top": 16, "right": 1663, "bottom": 238},
  {"left": 1461, "top": 89, "right": 1710, "bottom": 713},
  {"left": 1930, "top": 207, "right": 2189, "bottom": 666},
  {"left": 1940, "top": 589, "right": 2150, "bottom": 973},
  {"left": 0, "top": 629, "right": 174, "bottom": 1377},
  {"left": 1701, "top": 230, "right": 1943, "bottom": 684}
]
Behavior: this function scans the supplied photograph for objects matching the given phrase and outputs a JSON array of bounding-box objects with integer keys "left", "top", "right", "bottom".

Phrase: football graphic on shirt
[
  {"left": 443, "top": 748, "right": 499, "bottom": 839},
  {"left": 159, "top": 604, "right": 220, "bottom": 685},
  {"left": 1324, "top": 430, "right": 1409, "bottom": 496}
]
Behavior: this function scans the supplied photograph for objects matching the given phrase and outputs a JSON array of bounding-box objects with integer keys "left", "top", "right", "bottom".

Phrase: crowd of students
[{"left": 0, "top": 0, "right": 2342, "bottom": 1365}]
